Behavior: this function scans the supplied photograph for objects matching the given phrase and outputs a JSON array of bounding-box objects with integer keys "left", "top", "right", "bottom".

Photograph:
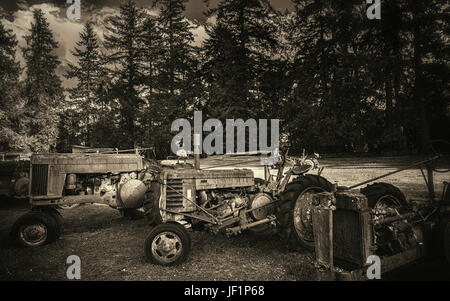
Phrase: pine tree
[
  {"left": 152, "top": 0, "right": 199, "bottom": 156},
  {"left": 405, "top": 0, "right": 449, "bottom": 153},
  {"left": 65, "top": 22, "right": 104, "bottom": 147},
  {"left": 0, "top": 18, "right": 27, "bottom": 151},
  {"left": 202, "top": 0, "right": 281, "bottom": 120},
  {"left": 285, "top": 1, "right": 377, "bottom": 153},
  {"left": 103, "top": 0, "right": 148, "bottom": 148},
  {"left": 22, "top": 9, "right": 63, "bottom": 152},
  {"left": 140, "top": 15, "right": 164, "bottom": 152}
]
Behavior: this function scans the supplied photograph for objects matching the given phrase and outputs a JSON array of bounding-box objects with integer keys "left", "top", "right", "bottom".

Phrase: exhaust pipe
[{"left": 193, "top": 134, "right": 201, "bottom": 170}]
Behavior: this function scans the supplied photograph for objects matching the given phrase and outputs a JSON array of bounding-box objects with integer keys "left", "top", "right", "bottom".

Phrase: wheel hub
[
  {"left": 20, "top": 223, "right": 47, "bottom": 245},
  {"left": 152, "top": 232, "right": 182, "bottom": 263},
  {"left": 293, "top": 188, "right": 324, "bottom": 243}
]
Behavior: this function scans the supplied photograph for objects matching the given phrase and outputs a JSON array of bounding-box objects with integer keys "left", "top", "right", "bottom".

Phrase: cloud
[{"left": 2, "top": 2, "right": 208, "bottom": 89}]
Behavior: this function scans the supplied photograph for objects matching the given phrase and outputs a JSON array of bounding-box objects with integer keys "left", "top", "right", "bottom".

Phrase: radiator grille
[
  {"left": 31, "top": 164, "right": 48, "bottom": 196},
  {"left": 166, "top": 179, "right": 184, "bottom": 209}
]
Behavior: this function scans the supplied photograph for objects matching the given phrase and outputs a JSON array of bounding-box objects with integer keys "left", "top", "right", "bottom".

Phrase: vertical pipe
[
  {"left": 193, "top": 133, "right": 201, "bottom": 170},
  {"left": 426, "top": 163, "right": 435, "bottom": 200}
]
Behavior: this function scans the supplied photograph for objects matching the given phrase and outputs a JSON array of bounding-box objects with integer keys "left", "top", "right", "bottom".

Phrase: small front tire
[
  {"left": 144, "top": 223, "right": 191, "bottom": 266},
  {"left": 39, "top": 207, "right": 63, "bottom": 239},
  {"left": 10, "top": 211, "right": 59, "bottom": 247}
]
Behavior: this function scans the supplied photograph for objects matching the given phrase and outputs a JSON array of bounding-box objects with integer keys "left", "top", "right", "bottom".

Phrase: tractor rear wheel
[
  {"left": 277, "top": 175, "right": 333, "bottom": 251},
  {"left": 360, "top": 182, "right": 408, "bottom": 209},
  {"left": 143, "top": 181, "right": 163, "bottom": 225},
  {"left": 10, "top": 211, "right": 60, "bottom": 247},
  {"left": 144, "top": 223, "right": 191, "bottom": 266}
]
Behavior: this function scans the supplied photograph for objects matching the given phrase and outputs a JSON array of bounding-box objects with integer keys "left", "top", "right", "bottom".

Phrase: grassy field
[{"left": 0, "top": 156, "right": 449, "bottom": 281}]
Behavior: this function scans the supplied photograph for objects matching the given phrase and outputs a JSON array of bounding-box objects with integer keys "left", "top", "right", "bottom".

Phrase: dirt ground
[{"left": 0, "top": 156, "right": 449, "bottom": 281}]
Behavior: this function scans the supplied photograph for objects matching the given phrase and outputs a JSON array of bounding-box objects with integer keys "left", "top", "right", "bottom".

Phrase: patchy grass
[{"left": 0, "top": 156, "right": 448, "bottom": 281}]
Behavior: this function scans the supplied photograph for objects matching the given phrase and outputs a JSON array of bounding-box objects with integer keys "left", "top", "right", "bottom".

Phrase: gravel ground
[{"left": 0, "top": 156, "right": 448, "bottom": 281}]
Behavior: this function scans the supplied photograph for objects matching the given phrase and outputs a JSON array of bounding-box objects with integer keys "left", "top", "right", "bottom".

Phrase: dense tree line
[{"left": 0, "top": 0, "right": 448, "bottom": 157}]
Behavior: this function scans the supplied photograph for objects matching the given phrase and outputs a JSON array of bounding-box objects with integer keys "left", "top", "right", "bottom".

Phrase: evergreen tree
[
  {"left": 65, "top": 22, "right": 104, "bottom": 147},
  {"left": 140, "top": 15, "right": 165, "bottom": 153},
  {"left": 202, "top": 0, "right": 281, "bottom": 120},
  {"left": 0, "top": 18, "right": 27, "bottom": 151},
  {"left": 152, "top": 0, "right": 199, "bottom": 156},
  {"left": 22, "top": 9, "right": 63, "bottom": 152},
  {"left": 104, "top": 0, "right": 147, "bottom": 148}
]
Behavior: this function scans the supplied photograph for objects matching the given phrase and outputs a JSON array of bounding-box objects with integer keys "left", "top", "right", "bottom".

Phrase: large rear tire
[
  {"left": 144, "top": 223, "right": 191, "bottom": 266},
  {"left": 277, "top": 175, "right": 333, "bottom": 251},
  {"left": 360, "top": 182, "right": 408, "bottom": 209},
  {"left": 143, "top": 181, "right": 163, "bottom": 225}
]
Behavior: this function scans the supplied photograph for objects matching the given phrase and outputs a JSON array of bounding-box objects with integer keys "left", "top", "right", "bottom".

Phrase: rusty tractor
[{"left": 10, "top": 149, "right": 160, "bottom": 247}]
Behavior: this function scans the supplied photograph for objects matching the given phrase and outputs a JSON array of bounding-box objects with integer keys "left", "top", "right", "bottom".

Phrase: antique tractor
[
  {"left": 10, "top": 150, "right": 160, "bottom": 247},
  {"left": 140, "top": 151, "right": 331, "bottom": 265}
]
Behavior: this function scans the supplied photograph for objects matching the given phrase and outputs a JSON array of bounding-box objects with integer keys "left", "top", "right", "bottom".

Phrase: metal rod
[
  {"left": 244, "top": 200, "right": 280, "bottom": 214},
  {"left": 202, "top": 158, "right": 263, "bottom": 170},
  {"left": 162, "top": 209, "right": 216, "bottom": 224},
  {"left": 426, "top": 163, "right": 435, "bottom": 200},
  {"left": 375, "top": 212, "right": 417, "bottom": 226},
  {"left": 348, "top": 156, "right": 440, "bottom": 190},
  {"left": 226, "top": 215, "right": 276, "bottom": 235}
]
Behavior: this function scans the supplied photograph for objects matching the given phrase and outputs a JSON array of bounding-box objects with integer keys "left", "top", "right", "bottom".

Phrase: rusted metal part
[
  {"left": 31, "top": 194, "right": 107, "bottom": 206},
  {"left": 331, "top": 246, "right": 427, "bottom": 280},
  {"left": 426, "top": 162, "right": 436, "bottom": 200},
  {"left": 378, "top": 246, "right": 426, "bottom": 274},
  {"left": 30, "top": 153, "right": 145, "bottom": 198},
  {"left": 312, "top": 192, "right": 336, "bottom": 280},
  {"left": 333, "top": 191, "right": 373, "bottom": 268},
  {"left": 162, "top": 209, "right": 216, "bottom": 224},
  {"left": 225, "top": 215, "right": 276, "bottom": 236},
  {"left": 278, "top": 170, "right": 292, "bottom": 193},
  {"left": 313, "top": 190, "right": 376, "bottom": 281},
  {"left": 163, "top": 181, "right": 220, "bottom": 224},
  {"left": 374, "top": 212, "right": 417, "bottom": 227}
]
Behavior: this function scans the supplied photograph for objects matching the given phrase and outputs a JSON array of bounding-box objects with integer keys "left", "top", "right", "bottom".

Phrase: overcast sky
[{"left": 0, "top": 1, "right": 293, "bottom": 88}]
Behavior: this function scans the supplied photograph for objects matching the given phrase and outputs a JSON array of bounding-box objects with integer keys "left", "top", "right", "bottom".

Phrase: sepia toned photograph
[{"left": 0, "top": 0, "right": 448, "bottom": 286}]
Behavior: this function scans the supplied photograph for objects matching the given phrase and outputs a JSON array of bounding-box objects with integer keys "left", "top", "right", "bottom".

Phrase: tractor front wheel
[
  {"left": 10, "top": 211, "right": 60, "bottom": 247},
  {"left": 144, "top": 223, "right": 191, "bottom": 266},
  {"left": 277, "top": 175, "right": 333, "bottom": 251}
]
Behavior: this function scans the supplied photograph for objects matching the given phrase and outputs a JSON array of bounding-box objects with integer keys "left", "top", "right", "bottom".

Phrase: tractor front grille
[
  {"left": 31, "top": 164, "right": 48, "bottom": 196},
  {"left": 166, "top": 178, "right": 184, "bottom": 209}
]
